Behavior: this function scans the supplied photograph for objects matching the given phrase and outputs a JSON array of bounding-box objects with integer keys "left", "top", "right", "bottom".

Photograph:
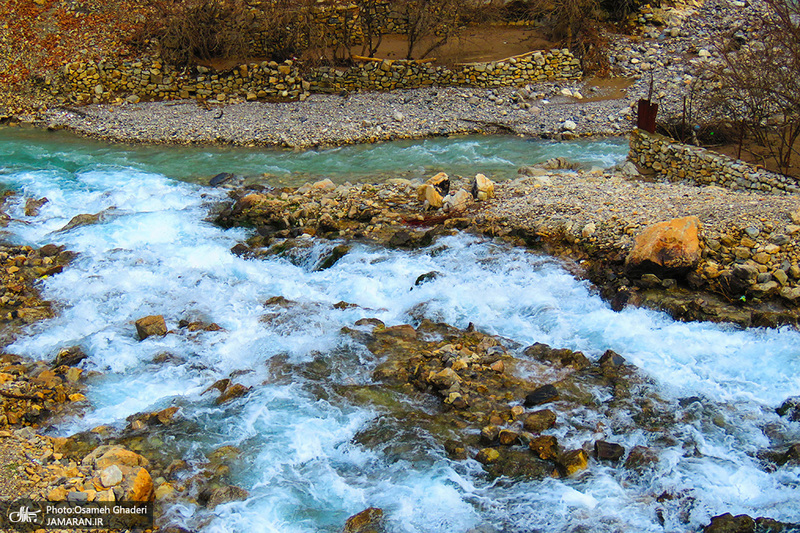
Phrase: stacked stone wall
[
  {"left": 307, "top": 49, "right": 581, "bottom": 92},
  {"left": 629, "top": 129, "right": 800, "bottom": 195},
  {"left": 60, "top": 59, "right": 308, "bottom": 104},
  {"left": 56, "top": 49, "right": 581, "bottom": 104}
]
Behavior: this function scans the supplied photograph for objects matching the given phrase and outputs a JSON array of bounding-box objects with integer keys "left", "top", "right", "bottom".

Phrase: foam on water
[{"left": 2, "top": 141, "right": 800, "bottom": 532}]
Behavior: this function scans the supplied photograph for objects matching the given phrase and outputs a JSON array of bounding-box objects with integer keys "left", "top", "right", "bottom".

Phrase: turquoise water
[
  {"left": 1, "top": 129, "right": 799, "bottom": 532},
  {"left": 0, "top": 127, "right": 628, "bottom": 185}
]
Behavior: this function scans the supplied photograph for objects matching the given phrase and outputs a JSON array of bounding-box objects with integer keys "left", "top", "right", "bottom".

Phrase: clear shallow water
[
  {"left": 0, "top": 127, "right": 628, "bottom": 185},
  {"left": 1, "top": 131, "right": 799, "bottom": 532}
]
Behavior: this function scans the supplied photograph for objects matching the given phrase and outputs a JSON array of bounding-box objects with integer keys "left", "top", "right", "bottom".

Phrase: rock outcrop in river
[{"left": 215, "top": 170, "right": 800, "bottom": 329}]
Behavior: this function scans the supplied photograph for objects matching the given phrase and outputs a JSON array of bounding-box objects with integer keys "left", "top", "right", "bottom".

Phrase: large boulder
[
  {"left": 443, "top": 189, "right": 472, "bottom": 212},
  {"left": 626, "top": 216, "right": 702, "bottom": 276},
  {"left": 425, "top": 172, "right": 450, "bottom": 197}
]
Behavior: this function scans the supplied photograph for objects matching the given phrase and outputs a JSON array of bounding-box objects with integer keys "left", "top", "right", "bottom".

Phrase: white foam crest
[
  {"left": 333, "top": 235, "right": 800, "bottom": 406},
  {"left": 373, "top": 470, "right": 480, "bottom": 533},
  {"left": 3, "top": 157, "right": 800, "bottom": 532}
]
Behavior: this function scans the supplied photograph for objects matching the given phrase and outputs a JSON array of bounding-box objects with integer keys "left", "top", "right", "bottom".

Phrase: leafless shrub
[
  {"left": 702, "top": 0, "right": 800, "bottom": 175},
  {"left": 357, "top": 0, "right": 387, "bottom": 58},
  {"left": 600, "top": 0, "right": 651, "bottom": 21},
  {"left": 526, "top": 0, "right": 601, "bottom": 49},
  {"left": 153, "top": 0, "right": 256, "bottom": 66},
  {"left": 391, "top": 0, "right": 471, "bottom": 60}
]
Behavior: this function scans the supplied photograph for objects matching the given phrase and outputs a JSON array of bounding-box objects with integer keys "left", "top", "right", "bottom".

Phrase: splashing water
[{"left": 1, "top": 129, "right": 799, "bottom": 532}]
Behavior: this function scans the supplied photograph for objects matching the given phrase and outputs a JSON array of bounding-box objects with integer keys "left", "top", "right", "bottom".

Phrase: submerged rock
[
  {"left": 316, "top": 244, "right": 351, "bottom": 271},
  {"left": 414, "top": 271, "right": 440, "bottom": 287},
  {"left": 598, "top": 349, "right": 626, "bottom": 368},
  {"left": 199, "top": 484, "right": 249, "bottom": 509},
  {"left": 56, "top": 207, "right": 117, "bottom": 233},
  {"left": 52, "top": 346, "right": 87, "bottom": 367},
  {"left": 476, "top": 447, "right": 500, "bottom": 464},
  {"left": 24, "top": 197, "right": 48, "bottom": 217},
  {"left": 703, "top": 513, "right": 756, "bottom": 533},
  {"left": 624, "top": 445, "right": 659, "bottom": 473},
  {"left": 343, "top": 507, "right": 385, "bottom": 533},
  {"left": 486, "top": 448, "right": 553, "bottom": 479},
  {"left": 214, "top": 383, "right": 250, "bottom": 405},
  {"left": 524, "top": 343, "right": 590, "bottom": 370},
  {"left": 594, "top": 440, "right": 625, "bottom": 461},
  {"left": 557, "top": 449, "right": 588, "bottom": 476},
  {"left": 536, "top": 157, "right": 581, "bottom": 170},
  {"left": 209, "top": 172, "right": 235, "bottom": 187},
  {"left": 523, "top": 409, "right": 556, "bottom": 432},
  {"left": 529, "top": 435, "right": 558, "bottom": 460},
  {"left": 776, "top": 397, "right": 800, "bottom": 421}
]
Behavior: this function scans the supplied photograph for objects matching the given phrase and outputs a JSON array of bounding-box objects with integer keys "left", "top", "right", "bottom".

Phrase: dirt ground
[
  {"left": 363, "top": 25, "right": 555, "bottom": 65},
  {"left": 212, "top": 25, "right": 555, "bottom": 73},
  {"left": 708, "top": 135, "right": 800, "bottom": 179}
]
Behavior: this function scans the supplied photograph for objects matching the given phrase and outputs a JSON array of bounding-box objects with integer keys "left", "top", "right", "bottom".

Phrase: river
[{"left": 1, "top": 128, "right": 799, "bottom": 532}]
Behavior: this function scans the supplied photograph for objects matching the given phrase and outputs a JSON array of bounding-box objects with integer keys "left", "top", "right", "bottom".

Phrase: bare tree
[
  {"left": 702, "top": 0, "right": 800, "bottom": 175},
  {"left": 526, "top": 0, "right": 601, "bottom": 49},
  {"left": 391, "top": 0, "right": 469, "bottom": 60},
  {"left": 358, "top": 0, "right": 386, "bottom": 58},
  {"left": 152, "top": 0, "right": 255, "bottom": 66}
]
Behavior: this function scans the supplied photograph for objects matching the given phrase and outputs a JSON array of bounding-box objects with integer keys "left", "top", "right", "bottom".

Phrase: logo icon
[{"left": 8, "top": 506, "right": 40, "bottom": 524}]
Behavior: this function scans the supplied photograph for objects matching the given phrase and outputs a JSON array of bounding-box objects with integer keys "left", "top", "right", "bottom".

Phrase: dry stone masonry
[
  {"left": 60, "top": 59, "right": 308, "bottom": 104},
  {"left": 308, "top": 50, "right": 581, "bottom": 93},
  {"left": 629, "top": 129, "right": 800, "bottom": 195},
  {"left": 56, "top": 49, "right": 581, "bottom": 105}
]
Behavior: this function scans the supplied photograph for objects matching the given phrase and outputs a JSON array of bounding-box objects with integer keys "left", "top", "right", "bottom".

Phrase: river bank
[
  {"left": 3, "top": 0, "right": 750, "bottom": 149},
  {"left": 1, "top": 136, "right": 800, "bottom": 532},
  {"left": 216, "top": 167, "right": 800, "bottom": 328},
  {"left": 33, "top": 83, "right": 635, "bottom": 149}
]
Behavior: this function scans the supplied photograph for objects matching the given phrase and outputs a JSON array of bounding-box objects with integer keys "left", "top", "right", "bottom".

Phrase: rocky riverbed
[
  {"left": 215, "top": 167, "right": 800, "bottom": 328},
  {"left": 1, "top": 157, "right": 800, "bottom": 532},
  {"left": 2, "top": 0, "right": 800, "bottom": 529},
  {"left": 35, "top": 84, "right": 635, "bottom": 149}
]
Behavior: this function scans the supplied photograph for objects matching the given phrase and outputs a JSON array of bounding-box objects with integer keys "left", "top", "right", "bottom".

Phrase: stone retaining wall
[
  {"left": 629, "top": 128, "right": 800, "bottom": 195},
  {"left": 55, "top": 49, "right": 582, "bottom": 104},
  {"left": 60, "top": 59, "right": 308, "bottom": 104},
  {"left": 307, "top": 49, "right": 581, "bottom": 92}
]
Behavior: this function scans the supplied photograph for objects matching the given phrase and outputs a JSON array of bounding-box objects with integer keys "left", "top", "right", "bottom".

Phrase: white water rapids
[{"left": 1, "top": 138, "right": 799, "bottom": 532}]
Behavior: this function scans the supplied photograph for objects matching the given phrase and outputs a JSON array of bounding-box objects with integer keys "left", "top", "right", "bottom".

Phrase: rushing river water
[
  {"left": 1, "top": 128, "right": 800, "bottom": 533},
  {"left": 1, "top": 128, "right": 628, "bottom": 185}
]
